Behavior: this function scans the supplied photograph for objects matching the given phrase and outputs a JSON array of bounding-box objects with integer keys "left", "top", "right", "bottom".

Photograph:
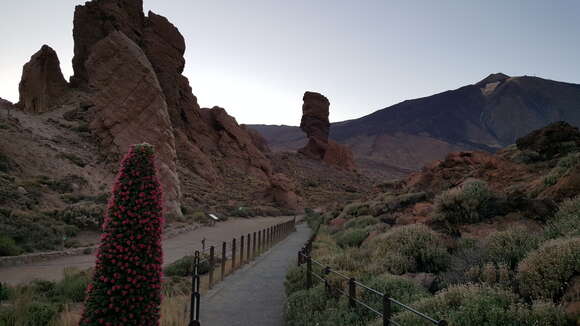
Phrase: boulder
[
  {"left": 16, "top": 45, "right": 68, "bottom": 113},
  {"left": 269, "top": 173, "right": 300, "bottom": 210},
  {"left": 85, "top": 31, "right": 181, "bottom": 216}
]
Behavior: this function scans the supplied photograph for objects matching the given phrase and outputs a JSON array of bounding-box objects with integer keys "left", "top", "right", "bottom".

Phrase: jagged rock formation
[
  {"left": 16, "top": 45, "right": 69, "bottom": 113},
  {"left": 298, "top": 92, "right": 356, "bottom": 170},
  {"left": 85, "top": 31, "right": 181, "bottom": 214},
  {"left": 12, "top": 0, "right": 301, "bottom": 214}
]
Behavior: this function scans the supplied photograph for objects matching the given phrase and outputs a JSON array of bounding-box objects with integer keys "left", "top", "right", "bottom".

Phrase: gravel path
[
  {"left": 0, "top": 216, "right": 291, "bottom": 285},
  {"left": 200, "top": 223, "right": 310, "bottom": 326}
]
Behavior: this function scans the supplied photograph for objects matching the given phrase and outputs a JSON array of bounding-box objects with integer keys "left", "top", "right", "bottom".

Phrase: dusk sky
[{"left": 1, "top": 1, "right": 579, "bottom": 125}]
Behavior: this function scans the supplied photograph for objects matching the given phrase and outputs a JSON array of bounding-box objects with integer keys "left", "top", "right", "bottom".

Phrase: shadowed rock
[
  {"left": 16, "top": 45, "right": 68, "bottom": 113},
  {"left": 85, "top": 31, "right": 181, "bottom": 216}
]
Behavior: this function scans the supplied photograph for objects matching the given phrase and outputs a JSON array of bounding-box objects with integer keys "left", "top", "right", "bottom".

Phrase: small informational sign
[{"left": 209, "top": 214, "right": 220, "bottom": 221}]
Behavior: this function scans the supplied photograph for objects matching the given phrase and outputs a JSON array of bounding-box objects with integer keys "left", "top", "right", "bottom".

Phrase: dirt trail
[{"left": 0, "top": 216, "right": 291, "bottom": 285}]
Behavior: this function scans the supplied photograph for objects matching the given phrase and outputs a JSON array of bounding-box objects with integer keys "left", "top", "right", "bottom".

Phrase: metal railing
[
  {"left": 188, "top": 217, "right": 297, "bottom": 326},
  {"left": 297, "top": 240, "right": 447, "bottom": 326}
]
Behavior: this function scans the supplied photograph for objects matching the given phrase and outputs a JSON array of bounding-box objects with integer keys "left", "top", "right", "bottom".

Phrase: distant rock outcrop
[
  {"left": 16, "top": 45, "right": 68, "bottom": 113},
  {"left": 0, "top": 98, "right": 12, "bottom": 110},
  {"left": 85, "top": 31, "right": 181, "bottom": 215},
  {"left": 516, "top": 121, "right": 580, "bottom": 160},
  {"left": 298, "top": 92, "right": 356, "bottom": 170}
]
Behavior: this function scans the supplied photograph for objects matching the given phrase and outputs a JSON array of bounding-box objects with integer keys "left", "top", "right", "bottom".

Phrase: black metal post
[
  {"left": 221, "top": 241, "right": 226, "bottom": 281},
  {"left": 383, "top": 294, "right": 391, "bottom": 326},
  {"left": 247, "top": 233, "right": 251, "bottom": 263},
  {"left": 232, "top": 238, "right": 237, "bottom": 272},
  {"left": 189, "top": 251, "right": 201, "bottom": 326},
  {"left": 240, "top": 235, "right": 245, "bottom": 265},
  {"left": 306, "top": 255, "right": 312, "bottom": 289},
  {"left": 348, "top": 278, "right": 356, "bottom": 308},
  {"left": 209, "top": 246, "right": 215, "bottom": 289}
]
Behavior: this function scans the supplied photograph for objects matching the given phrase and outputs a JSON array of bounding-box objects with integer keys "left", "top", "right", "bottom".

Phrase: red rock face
[
  {"left": 298, "top": 91, "right": 356, "bottom": 171},
  {"left": 71, "top": 0, "right": 145, "bottom": 87},
  {"left": 85, "top": 31, "right": 181, "bottom": 216},
  {"left": 269, "top": 173, "right": 300, "bottom": 210},
  {"left": 16, "top": 45, "right": 69, "bottom": 113}
]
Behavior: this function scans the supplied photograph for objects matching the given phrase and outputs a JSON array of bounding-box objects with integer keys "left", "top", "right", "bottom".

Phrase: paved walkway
[
  {"left": 200, "top": 223, "right": 310, "bottom": 326},
  {"left": 0, "top": 216, "right": 291, "bottom": 285}
]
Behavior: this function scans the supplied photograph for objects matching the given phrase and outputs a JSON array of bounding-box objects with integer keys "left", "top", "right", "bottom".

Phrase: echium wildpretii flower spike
[{"left": 80, "top": 143, "right": 164, "bottom": 326}]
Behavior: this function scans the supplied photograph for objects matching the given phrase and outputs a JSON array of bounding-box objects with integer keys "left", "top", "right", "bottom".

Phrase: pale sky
[{"left": 1, "top": 1, "right": 579, "bottom": 125}]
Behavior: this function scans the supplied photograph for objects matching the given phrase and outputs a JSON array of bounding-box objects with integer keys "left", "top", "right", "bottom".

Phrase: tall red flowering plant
[{"left": 80, "top": 144, "right": 164, "bottom": 326}]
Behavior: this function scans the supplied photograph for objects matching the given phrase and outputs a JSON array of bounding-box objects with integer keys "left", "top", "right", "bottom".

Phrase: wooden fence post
[{"left": 348, "top": 278, "right": 356, "bottom": 308}]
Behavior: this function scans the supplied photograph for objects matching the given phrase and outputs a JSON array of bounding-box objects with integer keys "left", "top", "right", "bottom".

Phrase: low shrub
[
  {"left": 545, "top": 196, "right": 580, "bottom": 239},
  {"left": 543, "top": 152, "right": 580, "bottom": 186},
  {"left": 164, "top": 255, "right": 216, "bottom": 277},
  {"left": 344, "top": 216, "right": 378, "bottom": 229},
  {"left": 53, "top": 268, "right": 91, "bottom": 302},
  {"left": 485, "top": 227, "right": 541, "bottom": 269},
  {"left": 517, "top": 237, "right": 580, "bottom": 301},
  {"left": 286, "top": 285, "right": 367, "bottom": 326},
  {"left": 285, "top": 265, "right": 307, "bottom": 296},
  {"left": 335, "top": 228, "right": 368, "bottom": 248},
  {"left": 368, "top": 224, "right": 450, "bottom": 273},
  {"left": 392, "top": 284, "right": 569, "bottom": 326},
  {"left": 359, "top": 273, "right": 430, "bottom": 318},
  {"left": 0, "top": 234, "right": 22, "bottom": 256},
  {"left": 0, "top": 210, "right": 78, "bottom": 252},
  {"left": 433, "top": 179, "right": 495, "bottom": 227}
]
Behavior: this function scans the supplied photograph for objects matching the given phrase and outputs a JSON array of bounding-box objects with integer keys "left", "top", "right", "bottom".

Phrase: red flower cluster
[{"left": 80, "top": 144, "right": 164, "bottom": 326}]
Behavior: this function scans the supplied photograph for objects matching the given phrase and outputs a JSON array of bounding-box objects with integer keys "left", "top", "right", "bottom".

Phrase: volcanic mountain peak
[{"left": 476, "top": 72, "right": 510, "bottom": 86}]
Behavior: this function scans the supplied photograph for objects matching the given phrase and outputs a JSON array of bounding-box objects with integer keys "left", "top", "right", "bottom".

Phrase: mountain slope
[{"left": 250, "top": 74, "right": 580, "bottom": 177}]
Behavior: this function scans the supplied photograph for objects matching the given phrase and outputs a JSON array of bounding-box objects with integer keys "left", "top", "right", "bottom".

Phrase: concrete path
[
  {"left": 200, "top": 223, "right": 310, "bottom": 326},
  {"left": 0, "top": 216, "right": 291, "bottom": 285}
]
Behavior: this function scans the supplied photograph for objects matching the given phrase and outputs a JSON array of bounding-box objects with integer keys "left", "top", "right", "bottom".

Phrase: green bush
[
  {"left": 392, "top": 284, "right": 569, "bottom": 326},
  {"left": 164, "top": 255, "right": 213, "bottom": 277},
  {"left": 543, "top": 153, "right": 580, "bottom": 187},
  {"left": 0, "top": 210, "right": 75, "bottom": 252},
  {"left": 368, "top": 224, "right": 450, "bottom": 273},
  {"left": 433, "top": 179, "right": 495, "bottom": 227},
  {"left": 546, "top": 196, "right": 580, "bottom": 239},
  {"left": 0, "top": 234, "right": 22, "bottom": 256},
  {"left": 359, "top": 273, "right": 430, "bottom": 318},
  {"left": 344, "top": 216, "right": 378, "bottom": 229},
  {"left": 0, "top": 152, "right": 11, "bottom": 173},
  {"left": 517, "top": 237, "right": 580, "bottom": 301},
  {"left": 53, "top": 268, "right": 91, "bottom": 302},
  {"left": 485, "top": 227, "right": 541, "bottom": 269},
  {"left": 285, "top": 265, "right": 307, "bottom": 296},
  {"left": 335, "top": 228, "right": 368, "bottom": 248},
  {"left": 286, "top": 285, "right": 367, "bottom": 326}
]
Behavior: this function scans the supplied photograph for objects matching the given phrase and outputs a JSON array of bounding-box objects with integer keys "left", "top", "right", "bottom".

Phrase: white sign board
[{"left": 209, "top": 214, "right": 220, "bottom": 221}]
